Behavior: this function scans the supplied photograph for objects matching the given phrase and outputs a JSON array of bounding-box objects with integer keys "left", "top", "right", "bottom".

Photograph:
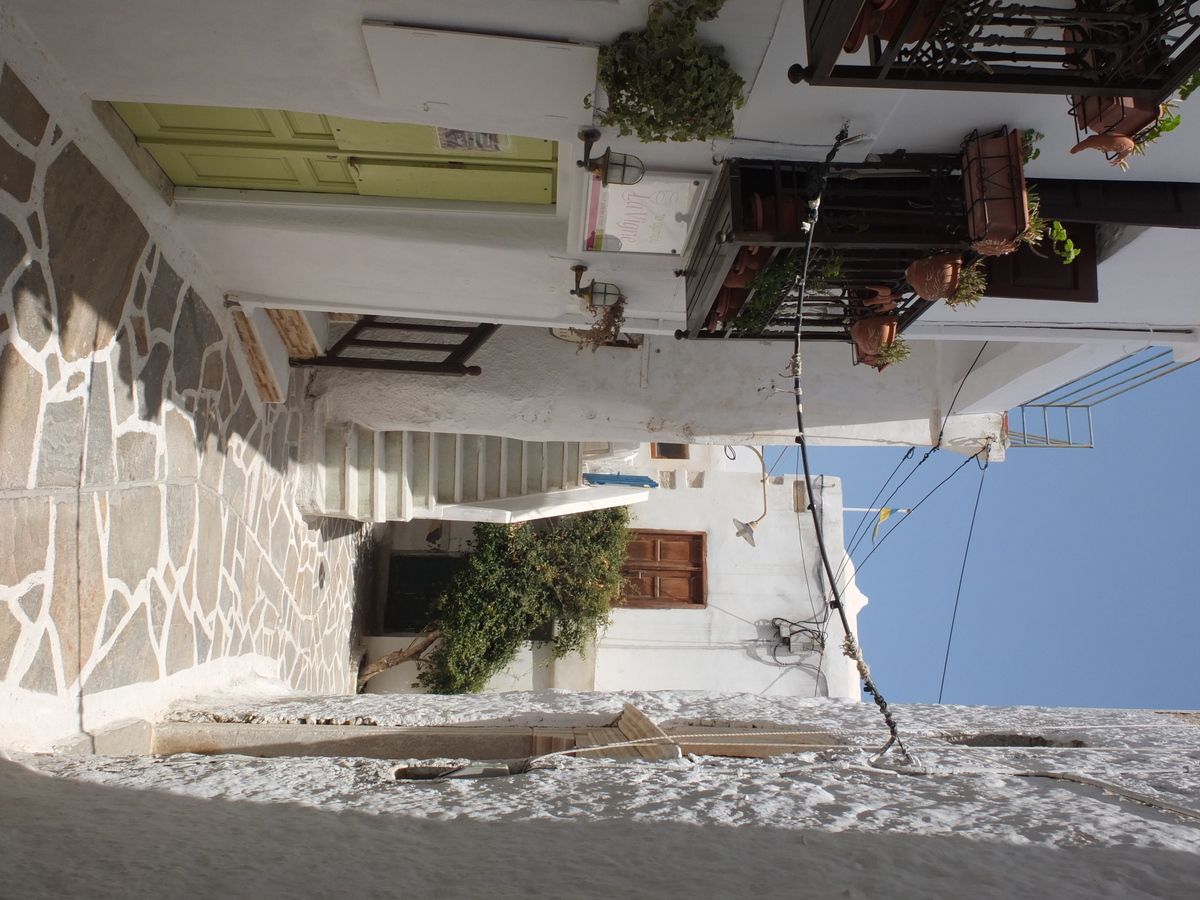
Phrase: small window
[
  {"left": 651, "top": 443, "right": 689, "bottom": 459},
  {"left": 618, "top": 530, "right": 706, "bottom": 608}
]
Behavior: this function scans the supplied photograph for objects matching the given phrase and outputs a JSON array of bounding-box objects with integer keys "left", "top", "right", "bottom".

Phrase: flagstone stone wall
[{"left": 0, "top": 58, "right": 367, "bottom": 743}]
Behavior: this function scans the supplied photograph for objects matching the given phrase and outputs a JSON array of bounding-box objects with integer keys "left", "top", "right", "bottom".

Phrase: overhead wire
[
  {"left": 848, "top": 447, "right": 985, "bottom": 575},
  {"left": 937, "top": 451, "right": 991, "bottom": 703},
  {"left": 787, "top": 125, "right": 910, "bottom": 764}
]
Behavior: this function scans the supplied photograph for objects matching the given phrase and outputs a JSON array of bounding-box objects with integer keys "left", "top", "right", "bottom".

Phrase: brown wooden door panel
[{"left": 619, "top": 530, "right": 706, "bottom": 608}]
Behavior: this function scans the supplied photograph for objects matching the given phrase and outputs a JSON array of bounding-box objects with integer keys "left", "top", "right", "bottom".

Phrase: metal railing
[{"left": 1008, "top": 348, "right": 1197, "bottom": 448}]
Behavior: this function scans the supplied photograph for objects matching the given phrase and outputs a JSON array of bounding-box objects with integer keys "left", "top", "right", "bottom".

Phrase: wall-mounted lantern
[
  {"left": 577, "top": 128, "right": 646, "bottom": 187},
  {"left": 570, "top": 264, "right": 624, "bottom": 308},
  {"left": 732, "top": 446, "right": 769, "bottom": 547}
]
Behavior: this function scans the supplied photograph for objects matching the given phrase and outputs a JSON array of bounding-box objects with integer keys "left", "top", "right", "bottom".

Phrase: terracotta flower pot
[
  {"left": 905, "top": 254, "right": 963, "bottom": 302},
  {"left": 704, "top": 287, "right": 750, "bottom": 333},
  {"left": 850, "top": 315, "right": 899, "bottom": 370},
  {"left": 962, "top": 129, "right": 1029, "bottom": 256},
  {"left": 1070, "top": 95, "right": 1161, "bottom": 139},
  {"left": 749, "top": 192, "right": 803, "bottom": 234},
  {"left": 843, "top": 0, "right": 946, "bottom": 54},
  {"left": 1070, "top": 132, "right": 1137, "bottom": 166}
]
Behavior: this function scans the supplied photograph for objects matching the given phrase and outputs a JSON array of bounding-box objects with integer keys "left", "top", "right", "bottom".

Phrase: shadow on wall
[
  {"left": 3, "top": 757, "right": 1198, "bottom": 899},
  {"left": 0, "top": 65, "right": 291, "bottom": 489}
]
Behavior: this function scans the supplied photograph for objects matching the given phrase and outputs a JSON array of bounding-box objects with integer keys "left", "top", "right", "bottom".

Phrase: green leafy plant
[
  {"left": 571, "top": 297, "right": 628, "bottom": 352},
  {"left": 592, "top": 0, "right": 745, "bottom": 143},
  {"left": 1020, "top": 128, "right": 1044, "bottom": 163},
  {"left": 1018, "top": 191, "right": 1079, "bottom": 265},
  {"left": 944, "top": 258, "right": 988, "bottom": 308},
  {"left": 418, "top": 508, "right": 633, "bottom": 694},
  {"left": 732, "top": 250, "right": 840, "bottom": 334},
  {"left": 873, "top": 337, "right": 911, "bottom": 366}
]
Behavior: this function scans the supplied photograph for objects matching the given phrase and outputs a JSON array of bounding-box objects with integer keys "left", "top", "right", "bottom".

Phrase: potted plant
[
  {"left": 905, "top": 253, "right": 962, "bottom": 302},
  {"left": 842, "top": 0, "right": 947, "bottom": 54},
  {"left": 942, "top": 258, "right": 988, "bottom": 308},
  {"left": 962, "top": 127, "right": 1030, "bottom": 257},
  {"left": 850, "top": 314, "right": 900, "bottom": 370},
  {"left": 1070, "top": 71, "right": 1199, "bottom": 166},
  {"left": 873, "top": 336, "right": 912, "bottom": 367},
  {"left": 591, "top": 0, "right": 745, "bottom": 143}
]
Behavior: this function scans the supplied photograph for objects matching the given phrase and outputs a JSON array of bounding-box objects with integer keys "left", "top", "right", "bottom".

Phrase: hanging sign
[{"left": 584, "top": 173, "right": 707, "bottom": 254}]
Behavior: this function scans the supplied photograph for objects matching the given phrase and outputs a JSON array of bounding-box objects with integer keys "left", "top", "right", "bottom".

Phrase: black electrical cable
[
  {"left": 936, "top": 341, "right": 990, "bottom": 448},
  {"left": 850, "top": 448, "right": 984, "bottom": 575},
  {"left": 790, "top": 126, "right": 908, "bottom": 760},
  {"left": 937, "top": 454, "right": 990, "bottom": 703},
  {"left": 843, "top": 446, "right": 915, "bottom": 558}
]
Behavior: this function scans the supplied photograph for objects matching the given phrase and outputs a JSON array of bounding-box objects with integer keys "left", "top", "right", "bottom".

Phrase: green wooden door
[{"left": 111, "top": 103, "right": 557, "bottom": 203}]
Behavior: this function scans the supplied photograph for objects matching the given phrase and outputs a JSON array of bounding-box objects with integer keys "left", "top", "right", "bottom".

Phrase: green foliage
[
  {"left": 873, "top": 337, "right": 911, "bottom": 365},
  {"left": 1180, "top": 70, "right": 1200, "bottom": 102},
  {"left": 1020, "top": 191, "right": 1078, "bottom": 265},
  {"left": 593, "top": 0, "right": 745, "bottom": 143},
  {"left": 733, "top": 250, "right": 840, "bottom": 334},
  {"left": 1048, "top": 220, "right": 1080, "bottom": 264},
  {"left": 945, "top": 258, "right": 988, "bottom": 308},
  {"left": 1019, "top": 128, "right": 1044, "bottom": 163},
  {"left": 419, "top": 507, "right": 633, "bottom": 694}
]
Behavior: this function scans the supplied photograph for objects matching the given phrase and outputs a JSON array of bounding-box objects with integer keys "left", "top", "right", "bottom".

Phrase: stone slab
[
  {"left": 0, "top": 213, "right": 27, "bottom": 289},
  {"left": 0, "top": 134, "right": 34, "bottom": 202},
  {"left": 105, "top": 486, "right": 162, "bottom": 592},
  {"left": 83, "top": 363, "right": 117, "bottom": 486},
  {"left": 0, "top": 64, "right": 49, "bottom": 146},
  {"left": 146, "top": 258, "right": 182, "bottom": 334},
  {"left": 83, "top": 604, "right": 159, "bottom": 692},
  {"left": 44, "top": 143, "right": 149, "bottom": 362},
  {"left": 36, "top": 398, "right": 85, "bottom": 488},
  {"left": 14, "top": 261, "right": 53, "bottom": 352},
  {"left": 0, "top": 496, "right": 50, "bottom": 587},
  {"left": 172, "top": 289, "right": 223, "bottom": 395},
  {"left": 116, "top": 431, "right": 158, "bottom": 482}
]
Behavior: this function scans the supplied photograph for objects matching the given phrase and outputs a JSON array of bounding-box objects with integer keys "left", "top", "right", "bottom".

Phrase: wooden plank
[
  {"left": 266, "top": 308, "right": 323, "bottom": 358},
  {"left": 664, "top": 725, "right": 842, "bottom": 759},
  {"left": 327, "top": 312, "right": 360, "bottom": 323},
  {"left": 231, "top": 310, "right": 284, "bottom": 403},
  {"left": 615, "top": 704, "right": 681, "bottom": 760}
]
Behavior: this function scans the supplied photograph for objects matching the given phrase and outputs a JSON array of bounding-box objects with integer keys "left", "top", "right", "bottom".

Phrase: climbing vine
[{"left": 592, "top": 0, "right": 745, "bottom": 143}]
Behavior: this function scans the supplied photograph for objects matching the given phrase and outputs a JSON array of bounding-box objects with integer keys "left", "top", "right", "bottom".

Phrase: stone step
[{"left": 320, "top": 428, "right": 584, "bottom": 523}]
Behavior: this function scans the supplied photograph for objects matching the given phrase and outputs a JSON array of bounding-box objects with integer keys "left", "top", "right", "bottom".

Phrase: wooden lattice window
[{"left": 618, "top": 530, "right": 706, "bottom": 609}]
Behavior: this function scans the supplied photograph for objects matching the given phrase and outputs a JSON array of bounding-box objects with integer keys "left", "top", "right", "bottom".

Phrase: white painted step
[{"left": 321, "top": 428, "right": 616, "bottom": 524}]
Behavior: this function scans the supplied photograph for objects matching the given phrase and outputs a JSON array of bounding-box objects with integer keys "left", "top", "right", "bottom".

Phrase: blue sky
[{"left": 767, "top": 360, "right": 1200, "bottom": 710}]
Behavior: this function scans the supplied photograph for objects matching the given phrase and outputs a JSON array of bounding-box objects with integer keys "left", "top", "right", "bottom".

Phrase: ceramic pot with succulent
[
  {"left": 850, "top": 314, "right": 901, "bottom": 370},
  {"left": 905, "top": 253, "right": 962, "bottom": 302},
  {"left": 962, "top": 128, "right": 1030, "bottom": 257},
  {"left": 1069, "top": 71, "right": 1198, "bottom": 167}
]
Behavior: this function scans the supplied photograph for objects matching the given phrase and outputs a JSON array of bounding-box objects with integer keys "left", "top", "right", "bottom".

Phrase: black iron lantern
[{"left": 577, "top": 128, "right": 646, "bottom": 187}]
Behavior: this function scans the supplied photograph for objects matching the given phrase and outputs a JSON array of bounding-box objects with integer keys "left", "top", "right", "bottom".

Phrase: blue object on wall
[{"left": 583, "top": 473, "right": 659, "bottom": 489}]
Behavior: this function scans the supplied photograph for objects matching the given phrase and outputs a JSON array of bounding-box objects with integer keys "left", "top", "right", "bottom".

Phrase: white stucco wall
[
  {"left": 314, "top": 325, "right": 1006, "bottom": 452},
  {"left": 595, "top": 467, "right": 863, "bottom": 699}
]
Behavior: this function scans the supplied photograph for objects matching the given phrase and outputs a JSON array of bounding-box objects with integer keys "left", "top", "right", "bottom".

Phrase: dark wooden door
[
  {"left": 619, "top": 530, "right": 706, "bottom": 608},
  {"left": 984, "top": 222, "right": 1099, "bottom": 302}
]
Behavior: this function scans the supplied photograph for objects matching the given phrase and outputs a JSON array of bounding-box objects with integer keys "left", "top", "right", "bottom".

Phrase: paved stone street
[{"left": 0, "top": 57, "right": 367, "bottom": 746}]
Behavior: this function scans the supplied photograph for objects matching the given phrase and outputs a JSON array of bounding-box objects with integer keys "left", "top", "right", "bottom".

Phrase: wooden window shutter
[{"left": 618, "top": 530, "right": 706, "bottom": 608}]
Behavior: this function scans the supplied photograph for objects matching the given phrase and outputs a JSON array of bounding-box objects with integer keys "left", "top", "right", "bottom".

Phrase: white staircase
[{"left": 319, "top": 427, "right": 648, "bottom": 523}]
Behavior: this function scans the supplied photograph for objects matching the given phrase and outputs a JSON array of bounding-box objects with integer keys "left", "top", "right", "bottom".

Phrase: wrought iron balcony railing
[{"left": 795, "top": 0, "right": 1200, "bottom": 102}]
